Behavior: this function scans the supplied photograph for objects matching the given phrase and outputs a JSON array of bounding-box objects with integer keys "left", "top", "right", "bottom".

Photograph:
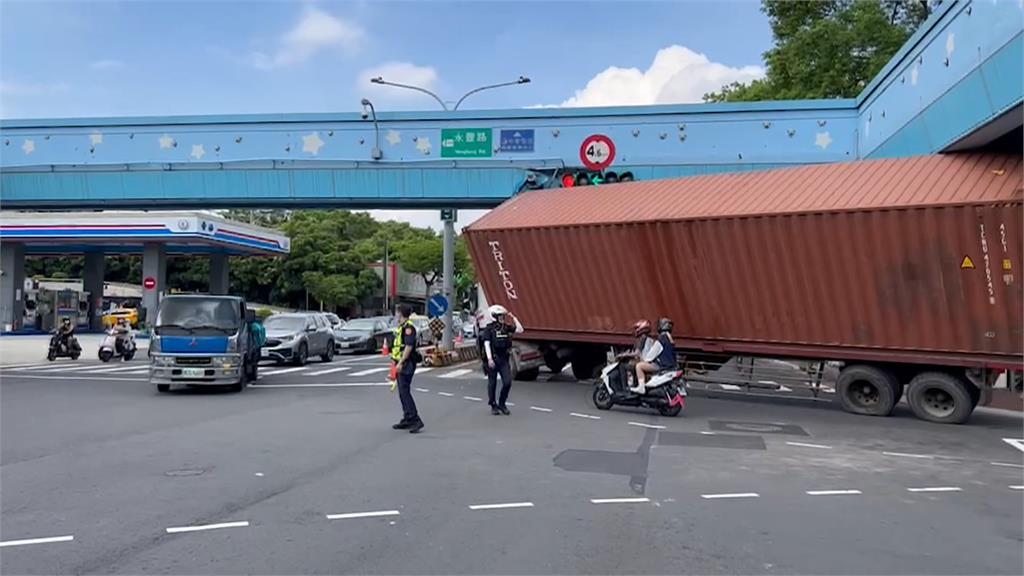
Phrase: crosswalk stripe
[
  {"left": 440, "top": 368, "right": 472, "bottom": 379},
  {"left": 416, "top": 367, "right": 433, "bottom": 374},
  {"left": 261, "top": 366, "right": 308, "bottom": 377},
  {"left": 307, "top": 366, "right": 351, "bottom": 376},
  {"left": 15, "top": 363, "right": 96, "bottom": 372},
  {"left": 351, "top": 367, "right": 389, "bottom": 376},
  {"left": 720, "top": 384, "right": 742, "bottom": 391},
  {"left": 89, "top": 364, "right": 148, "bottom": 373}
]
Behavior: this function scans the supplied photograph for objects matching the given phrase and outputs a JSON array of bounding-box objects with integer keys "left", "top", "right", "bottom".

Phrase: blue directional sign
[
  {"left": 499, "top": 129, "right": 534, "bottom": 153},
  {"left": 427, "top": 294, "right": 449, "bottom": 318}
]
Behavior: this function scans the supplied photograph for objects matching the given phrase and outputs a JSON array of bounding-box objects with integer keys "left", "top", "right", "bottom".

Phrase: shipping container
[{"left": 465, "top": 153, "right": 1024, "bottom": 423}]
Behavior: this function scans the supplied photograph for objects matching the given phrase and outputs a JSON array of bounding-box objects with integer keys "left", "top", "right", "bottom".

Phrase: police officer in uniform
[
  {"left": 483, "top": 304, "right": 523, "bottom": 415},
  {"left": 390, "top": 304, "right": 424, "bottom": 433}
]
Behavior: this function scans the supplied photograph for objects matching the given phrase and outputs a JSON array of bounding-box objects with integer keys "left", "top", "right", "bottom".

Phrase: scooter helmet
[
  {"left": 61, "top": 317, "right": 71, "bottom": 325},
  {"left": 488, "top": 304, "right": 508, "bottom": 318},
  {"left": 657, "top": 317, "right": 674, "bottom": 333},
  {"left": 633, "top": 319, "right": 651, "bottom": 336}
]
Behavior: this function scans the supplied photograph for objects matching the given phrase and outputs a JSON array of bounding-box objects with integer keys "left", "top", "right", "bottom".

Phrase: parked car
[
  {"left": 262, "top": 312, "right": 335, "bottom": 365},
  {"left": 324, "top": 313, "right": 346, "bottom": 346},
  {"left": 410, "top": 316, "right": 438, "bottom": 347},
  {"left": 335, "top": 316, "right": 392, "bottom": 354}
]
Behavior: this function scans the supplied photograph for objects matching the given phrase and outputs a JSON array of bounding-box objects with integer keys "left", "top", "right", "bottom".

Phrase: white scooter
[
  {"left": 592, "top": 354, "right": 686, "bottom": 416},
  {"left": 99, "top": 328, "right": 137, "bottom": 362}
]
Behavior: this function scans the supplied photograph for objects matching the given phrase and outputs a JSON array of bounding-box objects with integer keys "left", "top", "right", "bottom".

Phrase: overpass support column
[
  {"left": 83, "top": 253, "right": 105, "bottom": 332},
  {"left": 142, "top": 243, "right": 166, "bottom": 329},
  {"left": 209, "top": 254, "right": 229, "bottom": 295},
  {"left": 0, "top": 243, "right": 26, "bottom": 332}
]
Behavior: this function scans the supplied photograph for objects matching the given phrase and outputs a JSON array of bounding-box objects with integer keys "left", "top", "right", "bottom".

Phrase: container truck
[{"left": 464, "top": 153, "right": 1023, "bottom": 424}]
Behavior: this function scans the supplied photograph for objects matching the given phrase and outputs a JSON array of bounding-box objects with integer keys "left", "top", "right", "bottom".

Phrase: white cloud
[
  {"left": 90, "top": 59, "right": 124, "bottom": 70},
  {"left": 358, "top": 61, "right": 441, "bottom": 101},
  {"left": 554, "top": 45, "right": 764, "bottom": 107},
  {"left": 0, "top": 81, "right": 69, "bottom": 96},
  {"left": 251, "top": 6, "right": 366, "bottom": 70},
  {"left": 367, "top": 209, "right": 489, "bottom": 233}
]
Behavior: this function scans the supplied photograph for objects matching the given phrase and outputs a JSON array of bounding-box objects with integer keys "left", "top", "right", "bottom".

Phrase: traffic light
[{"left": 558, "top": 169, "right": 634, "bottom": 188}]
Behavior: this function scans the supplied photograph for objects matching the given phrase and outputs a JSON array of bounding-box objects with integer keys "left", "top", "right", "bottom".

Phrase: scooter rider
[
  {"left": 633, "top": 317, "right": 677, "bottom": 394},
  {"left": 56, "top": 317, "right": 76, "bottom": 350},
  {"left": 113, "top": 318, "right": 132, "bottom": 356},
  {"left": 483, "top": 304, "right": 523, "bottom": 415}
]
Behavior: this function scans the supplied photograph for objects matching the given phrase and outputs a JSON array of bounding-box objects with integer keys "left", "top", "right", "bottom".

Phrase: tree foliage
[{"left": 704, "top": 0, "right": 934, "bottom": 103}]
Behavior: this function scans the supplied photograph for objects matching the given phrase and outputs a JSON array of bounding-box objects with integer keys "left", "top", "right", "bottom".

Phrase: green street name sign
[{"left": 440, "top": 128, "right": 493, "bottom": 158}]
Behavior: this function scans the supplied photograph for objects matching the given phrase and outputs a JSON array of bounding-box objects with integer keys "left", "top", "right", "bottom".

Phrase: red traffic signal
[{"left": 557, "top": 169, "right": 635, "bottom": 188}]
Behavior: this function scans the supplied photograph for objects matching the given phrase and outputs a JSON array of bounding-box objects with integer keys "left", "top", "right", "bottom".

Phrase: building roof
[{"left": 469, "top": 153, "right": 1023, "bottom": 231}]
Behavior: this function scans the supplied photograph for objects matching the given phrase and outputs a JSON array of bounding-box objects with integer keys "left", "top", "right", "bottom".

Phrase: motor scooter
[
  {"left": 592, "top": 354, "right": 686, "bottom": 416},
  {"left": 98, "top": 328, "right": 137, "bottom": 362},
  {"left": 47, "top": 330, "right": 82, "bottom": 361}
]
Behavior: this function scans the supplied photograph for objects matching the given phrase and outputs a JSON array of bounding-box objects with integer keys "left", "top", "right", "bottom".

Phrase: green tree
[
  {"left": 394, "top": 236, "right": 444, "bottom": 312},
  {"left": 704, "top": 0, "right": 934, "bottom": 102}
]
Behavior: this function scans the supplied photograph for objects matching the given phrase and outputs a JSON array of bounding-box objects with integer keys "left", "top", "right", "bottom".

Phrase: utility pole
[{"left": 382, "top": 238, "right": 390, "bottom": 315}]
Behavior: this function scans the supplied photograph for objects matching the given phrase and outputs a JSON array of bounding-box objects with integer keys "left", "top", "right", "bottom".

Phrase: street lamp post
[{"left": 368, "top": 75, "right": 531, "bottom": 351}]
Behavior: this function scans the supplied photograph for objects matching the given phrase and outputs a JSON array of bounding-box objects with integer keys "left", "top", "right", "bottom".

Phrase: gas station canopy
[{"left": 0, "top": 211, "right": 290, "bottom": 256}]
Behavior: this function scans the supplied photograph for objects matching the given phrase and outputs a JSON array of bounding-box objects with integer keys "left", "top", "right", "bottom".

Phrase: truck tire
[
  {"left": 572, "top": 360, "right": 599, "bottom": 381},
  {"left": 544, "top": 351, "right": 566, "bottom": 374},
  {"left": 836, "top": 365, "right": 899, "bottom": 417},
  {"left": 906, "top": 372, "right": 973, "bottom": 424},
  {"left": 515, "top": 367, "right": 540, "bottom": 381}
]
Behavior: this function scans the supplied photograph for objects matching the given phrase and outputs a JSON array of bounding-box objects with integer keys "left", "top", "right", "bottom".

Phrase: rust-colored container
[{"left": 466, "top": 153, "right": 1023, "bottom": 369}]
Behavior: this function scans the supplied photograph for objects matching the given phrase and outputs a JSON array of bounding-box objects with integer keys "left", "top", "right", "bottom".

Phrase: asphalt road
[{"left": 2, "top": 353, "right": 1022, "bottom": 575}]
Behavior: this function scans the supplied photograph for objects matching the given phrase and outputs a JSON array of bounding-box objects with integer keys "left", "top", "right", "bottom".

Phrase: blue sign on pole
[
  {"left": 427, "top": 294, "right": 449, "bottom": 318},
  {"left": 499, "top": 129, "right": 535, "bottom": 153}
]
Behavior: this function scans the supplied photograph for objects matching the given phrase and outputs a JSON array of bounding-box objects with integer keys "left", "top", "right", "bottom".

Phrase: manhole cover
[
  {"left": 164, "top": 468, "right": 205, "bottom": 477},
  {"left": 725, "top": 423, "right": 783, "bottom": 433}
]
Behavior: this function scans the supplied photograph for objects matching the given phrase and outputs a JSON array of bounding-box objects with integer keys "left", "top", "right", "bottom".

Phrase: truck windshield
[{"left": 155, "top": 298, "right": 240, "bottom": 335}]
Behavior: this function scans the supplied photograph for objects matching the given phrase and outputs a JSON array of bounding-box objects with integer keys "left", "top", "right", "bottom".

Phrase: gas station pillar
[
  {"left": 142, "top": 243, "right": 166, "bottom": 329},
  {"left": 0, "top": 243, "right": 26, "bottom": 332},
  {"left": 209, "top": 254, "right": 229, "bottom": 295},
  {"left": 83, "top": 252, "right": 105, "bottom": 332}
]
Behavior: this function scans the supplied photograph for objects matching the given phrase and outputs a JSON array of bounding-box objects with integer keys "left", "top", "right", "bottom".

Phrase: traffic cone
[
  {"left": 455, "top": 332, "right": 464, "bottom": 345},
  {"left": 381, "top": 338, "right": 390, "bottom": 356}
]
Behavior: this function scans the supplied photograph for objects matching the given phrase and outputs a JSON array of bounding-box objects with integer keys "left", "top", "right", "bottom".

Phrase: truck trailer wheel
[
  {"left": 836, "top": 365, "right": 899, "bottom": 417},
  {"left": 515, "top": 367, "right": 540, "bottom": 381},
  {"left": 906, "top": 372, "right": 973, "bottom": 424}
]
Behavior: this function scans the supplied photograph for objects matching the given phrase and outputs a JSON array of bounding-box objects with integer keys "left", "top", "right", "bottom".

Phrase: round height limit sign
[{"left": 579, "top": 134, "right": 616, "bottom": 170}]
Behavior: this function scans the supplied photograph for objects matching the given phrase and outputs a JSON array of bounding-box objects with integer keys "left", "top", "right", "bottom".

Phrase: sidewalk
[{"left": 0, "top": 334, "right": 149, "bottom": 365}]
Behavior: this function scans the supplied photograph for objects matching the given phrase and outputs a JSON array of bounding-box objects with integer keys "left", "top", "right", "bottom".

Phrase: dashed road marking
[
  {"left": 468, "top": 502, "right": 534, "bottom": 511},
  {"left": 786, "top": 441, "right": 832, "bottom": 449},
  {"left": 699, "top": 431, "right": 715, "bottom": 435},
  {"left": 351, "top": 367, "right": 389, "bottom": 377},
  {"left": 261, "top": 367, "right": 308, "bottom": 377},
  {"left": 806, "top": 489, "right": 862, "bottom": 496},
  {"left": 701, "top": 492, "right": 759, "bottom": 500},
  {"left": 591, "top": 497, "right": 650, "bottom": 504},
  {"left": 882, "top": 451, "right": 934, "bottom": 459},
  {"left": 570, "top": 412, "right": 601, "bottom": 420},
  {"left": 990, "top": 461, "right": 1024, "bottom": 469},
  {"left": 166, "top": 521, "right": 249, "bottom": 534},
  {"left": 415, "top": 387, "right": 430, "bottom": 393},
  {"left": 0, "top": 534, "right": 74, "bottom": 548},
  {"left": 417, "top": 367, "right": 434, "bottom": 374},
  {"left": 441, "top": 368, "right": 473, "bottom": 379},
  {"left": 530, "top": 406, "right": 552, "bottom": 412},
  {"left": 907, "top": 487, "right": 962, "bottom": 493},
  {"left": 438, "top": 392, "right": 454, "bottom": 397},
  {"left": 720, "top": 384, "right": 742, "bottom": 391},
  {"left": 251, "top": 382, "right": 389, "bottom": 388},
  {"left": 1009, "top": 485, "right": 1024, "bottom": 490},
  {"left": 463, "top": 396, "right": 483, "bottom": 402},
  {"left": 308, "top": 366, "right": 352, "bottom": 376},
  {"left": 326, "top": 510, "right": 400, "bottom": 520},
  {"left": 628, "top": 422, "right": 666, "bottom": 430},
  {"left": 90, "top": 364, "right": 147, "bottom": 373}
]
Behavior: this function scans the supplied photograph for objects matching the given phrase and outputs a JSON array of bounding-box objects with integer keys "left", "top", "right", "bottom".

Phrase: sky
[{"left": 0, "top": 0, "right": 773, "bottom": 230}]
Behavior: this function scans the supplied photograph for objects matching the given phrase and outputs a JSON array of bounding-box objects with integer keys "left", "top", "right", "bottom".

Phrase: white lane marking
[
  {"left": 251, "top": 382, "right": 390, "bottom": 388},
  {"left": 326, "top": 510, "right": 400, "bottom": 520},
  {"left": 438, "top": 392, "right": 454, "bottom": 397},
  {"left": 119, "top": 369, "right": 150, "bottom": 375},
  {"left": 882, "top": 451, "right": 934, "bottom": 459},
  {"left": 506, "top": 402, "right": 515, "bottom": 407},
  {"left": 591, "top": 497, "right": 650, "bottom": 504},
  {"left": 261, "top": 367, "right": 308, "bottom": 377},
  {"left": 308, "top": 366, "right": 352, "bottom": 376},
  {"left": 821, "top": 386, "right": 836, "bottom": 393},
  {"left": 417, "top": 367, "right": 434, "bottom": 374},
  {"left": 2, "top": 374, "right": 142, "bottom": 382},
  {"left": 415, "top": 387, "right": 430, "bottom": 393},
  {"left": 701, "top": 492, "right": 760, "bottom": 499},
  {"left": 1009, "top": 485, "right": 1024, "bottom": 490},
  {"left": 463, "top": 396, "right": 483, "bottom": 402},
  {"left": 441, "top": 368, "right": 473, "bottom": 379},
  {"left": 806, "top": 489, "right": 862, "bottom": 496},
  {"left": 166, "top": 521, "right": 249, "bottom": 534},
  {"left": 990, "top": 461, "right": 1024, "bottom": 469},
  {"left": 0, "top": 534, "right": 74, "bottom": 548},
  {"left": 530, "top": 406, "right": 552, "bottom": 412},
  {"left": 628, "top": 422, "right": 666, "bottom": 430},
  {"left": 3, "top": 362, "right": 58, "bottom": 370},
  {"left": 1002, "top": 438, "right": 1024, "bottom": 453},
  {"left": 720, "top": 384, "right": 742, "bottom": 391},
  {"left": 88, "top": 364, "right": 147, "bottom": 373},
  {"left": 14, "top": 363, "right": 94, "bottom": 372},
  {"left": 468, "top": 502, "right": 534, "bottom": 511},
  {"left": 778, "top": 385, "right": 793, "bottom": 392},
  {"left": 254, "top": 472, "right": 264, "bottom": 477},
  {"left": 758, "top": 380, "right": 777, "bottom": 385},
  {"left": 570, "top": 412, "right": 601, "bottom": 420},
  {"left": 786, "top": 441, "right": 832, "bottom": 449},
  {"left": 351, "top": 367, "right": 389, "bottom": 376},
  {"left": 907, "top": 487, "right": 962, "bottom": 493},
  {"left": 699, "top": 431, "right": 715, "bottom": 435}
]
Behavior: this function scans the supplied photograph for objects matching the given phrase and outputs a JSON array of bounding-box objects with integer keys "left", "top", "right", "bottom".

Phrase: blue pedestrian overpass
[{"left": 1, "top": 1, "right": 1020, "bottom": 210}]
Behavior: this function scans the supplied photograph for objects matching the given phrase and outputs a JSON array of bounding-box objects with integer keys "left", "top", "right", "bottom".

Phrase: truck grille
[{"left": 176, "top": 356, "right": 212, "bottom": 365}]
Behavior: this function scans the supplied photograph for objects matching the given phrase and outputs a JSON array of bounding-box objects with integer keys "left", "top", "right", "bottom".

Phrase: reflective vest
[{"left": 390, "top": 320, "right": 413, "bottom": 362}]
